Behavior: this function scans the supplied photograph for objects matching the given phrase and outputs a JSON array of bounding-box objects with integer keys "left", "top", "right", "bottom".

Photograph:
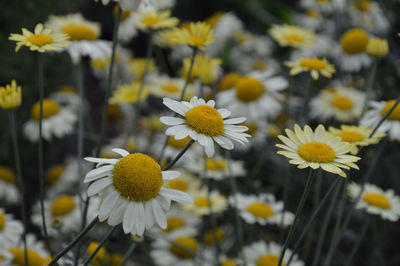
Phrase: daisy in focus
[
  {"left": 8, "top": 23, "right": 70, "bottom": 53},
  {"left": 0, "top": 166, "right": 20, "bottom": 204},
  {"left": 84, "top": 148, "right": 193, "bottom": 236},
  {"left": 285, "top": 57, "right": 335, "bottom": 80},
  {"left": 160, "top": 96, "right": 250, "bottom": 157},
  {"left": 348, "top": 182, "right": 400, "bottom": 221},
  {"left": 0, "top": 209, "right": 23, "bottom": 246},
  {"left": 0, "top": 80, "right": 22, "bottom": 110},
  {"left": 268, "top": 24, "right": 315, "bottom": 49},
  {"left": 276, "top": 124, "right": 361, "bottom": 177}
]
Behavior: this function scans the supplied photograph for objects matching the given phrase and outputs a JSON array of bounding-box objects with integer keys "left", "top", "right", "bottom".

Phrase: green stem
[
  {"left": 279, "top": 161, "right": 290, "bottom": 243},
  {"left": 278, "top": 169, "right": 315, "bottom": 266},
  {"left": 8, "top": 111, "right": 28, "bottom": 266},
  {"left": 77, "top": 61, "right": 85, "bottom": 204},
  {"left": 118, "top": 242, "right": 136, "bottom": 266},
  {"left": 360, "top": 60, "right": 378, "bottom": 117},
  {"left": 179, "top": 48, "right": 198, "bottom": 101},
  {"left": 82, "top": 226, "right": 117, "bottom": 266},
  {"left": 368, "top": 95, "right": 400, "bottom": 138},
  {"left": 205, "top": 177, "right": 220, "bottom": 263},
  {"left": 162, "top": 140, "right": 194, "bottom": 170}
]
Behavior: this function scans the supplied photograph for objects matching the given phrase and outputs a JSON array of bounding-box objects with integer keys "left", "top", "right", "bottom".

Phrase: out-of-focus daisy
[
  {"left": 134, "top": 8, "right": 179, "bottom": 31},
  {"left": 160, "top": 96, "right": 250, "bottom": 157},
  {"left": 0, "top": 249, "right": 13, "bottom": 265},
  {"left": 0, "top": 209, "right": 23, "bottom": 246},
  {"left": 8, "top": 234, "right": 51, "bottom": 266},
  {"left": 335, "top": 28, "right": 371, "bottom": 72},
  {"left": 0, "top": 166, "right": 19, "bottom": 204},
  {"left": 232, "top": 30, "right": 273, "bottom": 58},
  {"left": 366, "top": 37, "right": 389, "bottom": 57},
  {"left": 127, "top": 57, "right": 156, "bottom": 81},
  {"left": 349, "top": 0, "right": 389, "bottom": 34},
  {"left": 23, "top": 99, "right": 77, "bottom": 142},
  {"left": 229, "top": 193, "right": 294, "bottom": 227},
  {"left": 113, "top": 5, "right": 139, "bottom": 44},
  {"left": 299, "top": 0, "right": 345, "bottom": 13},
  {"left": 46, "top": 13, "right": 111, "bottom": 64},
  {"left": 348, "top": 182, "right": 400, "bottom": 221},
  {"left": 217, "top": 72, "right": 242, "bottom": 92},
  {"left": 151, "top": 135, "right": 200, "bottom": 164},
  {"left": 148, "top": 74, "right": 195, "bottom": 100},
  {"left": 181, "top": 22, "right": 215, "bottom": 50},
  {"left": 110, "top": 82, "right": 150, "bottom": 104},
  {"left": 285, "top": 57, "right": 335, "bottom": 80},
  {"left": 268, "top": 24, "right": 315, "bottom": 49},
  {"left": 84, "top": 148, "right": 193, "bottom": 236},
  {"left": 290, "top": 34, "right": 336, "bottom": 60},
  {"left": 0, "top": 80, "right": 22, "bottom": 110},
  {"left": 181, "top": 54, "right": 222, "bottom": 85},
  {"left": 276, "top": 124, "right": 360, "bottom": 177},
  {"left": 152, "top": 205, "right": 200, "bottom": 234},
  {"left": 49, "top": 85, "right": 80, "bottom": 112},
  {"left": 182, "top": 188, "right": 228, "bottom": 215},
  {"left": 163, "top": 169, "right": 202, "bottom": 193},
  {"left": 94, "top": 0, "right": 142, "bottom": 10},
  {"left": 328, "top": 125, "right": 386, "bottom": 154},
  {"left": 87, "top": 241, "right": 107, "bottom": 266},
  {"left": 217, "top": 71, "right": 288, "bottom": 120},
  {"left": 244, "top": 241, "right": 304, "bottom": 266},
  {"left": 294, "top": 9, "right": 323, "bottom": 30},
  {"left": 360, "top": 99, "right": 400, "bottom": 141},
  {"left": 309, "top": 87, "right": 365, "bottom": 122},
  {"left": 9, "top": 23, "right": 70, "bottom": 53},
  {"left": 239, "top": 119, "right": 269, "bottom": 150}
]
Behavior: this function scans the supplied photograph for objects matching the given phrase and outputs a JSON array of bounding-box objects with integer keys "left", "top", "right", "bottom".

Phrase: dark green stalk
[
  {"left": 279, "top": 162, "right": 291, "bottom": 244},
  {"left": 205, "top": 178, "right": 220, "bottom": 263},
  {"left": 179, "top": 48, "right": 198, "bottom": 100},
  {"left": 82, "top": 226, "right": 117, "bottom": 266},
  {"left": 360, "top": 60, "right": 378, "bottom": 117},
  {"left": 76, "top": 61, "right": 85, "bottom": 204},
  {"left": 162, "top": 140, "right": 194, "bottom": 170},
  {"left": 118, "top": 242, "right": 136, "bottom": 266},
  {"left": 368, "top": 96, "right": 400, "bottom": 138}
]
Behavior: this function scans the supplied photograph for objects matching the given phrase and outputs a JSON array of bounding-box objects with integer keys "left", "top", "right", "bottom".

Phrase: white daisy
[
  {"left": 238, "top": 118, "right": 269, "bottom": 151},
  {"left": 160, "top": 96, "right": 250, "bottom": 157},
  {"left": 0, "top": 166, "right": 19, "bottom": 205},
  {"left": 182, "top": 188, "right": 228, "bottom": 216},
  {"left": 217, "top": 71, "right": 288, "bottom": 120},
  {"left": 0, "top": 209, "right": 23, "bottom": 247},
  {"left": 7, "top": 234, "right": 51, "bottom": 266},
  {"left": 349, "top": 0, "right": 389, "bottom": 34},
  {"left": 84, "top": 148, "right": 193, "bottom": 236},
  {"left": 23, "top": 99, "right": 77, "bottom": 142},
  {"left": 151, "top": 205, "right": 201, "bottom": 234},
  {"left": 94, "top": 0, "right": 142, "bottom": 10},
  {"left": 299, "top": 0, "right": 345, "bottom": 13},
  {"left": 148, "top": 74, "right": 196, "bottom": 100},
  {"left": 360, "top": 99, "right": 400, "bottom": 141},
  {"left": 348, "top": 182, "right": 400, "bottom": 221},
  {"left": 229, "top": 193, "right": 294, "bottom": 227},
  {"left": 0, "top": 249, "right": 13, "bottom": 266},
  {"left": 115, "top": 8, "right": 139, "bottom": 44},
  {"left": 50, "top": 85, "right": 81, "bottom": 113}
]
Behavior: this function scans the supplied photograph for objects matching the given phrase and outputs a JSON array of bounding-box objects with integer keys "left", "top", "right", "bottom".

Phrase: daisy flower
[
  {"left": 238, "top": 119, "right": 269, "bottom": 151},
  {"left": 0, "top": 80, "right": 22, "bottom": 110},
  {"left": 148, "top": 74, "right": 196, "bottom": 100},
  {"left": 110, "top": 82, "right": 150, "bottom": 104},
  {"left": 309, "top": 86, "right": 365, "bottom": 122},
  {"left": 285, "top": 57, "right": 336, "bottom": 80},
  {"left": 349, "top": 0, "right": 389, "bottom": 34},
  {"left": 217, "top": 72, "right": 242, "bottom": 92},
  {"left": 276, "top": 124, "right": 361, "bottom": 177},
  {"left": 0, "top": 166, "right": 19, "bottom": 204},
  {"left": 360, "top": 99, "right": 400, "bottom": 141},
  {"left": 181, "top": 22, "right": 215, "bottom": 50},
  {"left": 0, "top": 209, "right": 23, "bottom": 246},
  {"left": 49, "top": 85, "right": 80, "bottom": 113},
  {"left": 113, "top": 5, "right": 139, "bottom": 44},
  {"left": 160, "top": 96, "right": 250, "bottom": 157},
  {"left": 94, "top": 0, "right": 142, "bottom": 10},
  {"left": 151, "top": 135, "right": 200, "bottom": 163},
  {"left": 244, "top": 241, "right": 304, "bottom": 266},
  {"left": 299, "top": 0, "right": 345, "bottom": 13},
  {"left": 229, "top": 193, "right": 294, "bottom": 227},
  {"left": 8, "top": 23, "right": 70, "bottom": 53},
  {"left": 348, "top": 182, "right": 400, "bottom": 221},
  {"left": 217, "top": 71, "right": 288, "bottom": 120},
  {"left": 127, "top": 57, "right": 156, "bottom": 81},
  {"left": 366, "top": 37, "right": 389, "bottom": 57},
  {"left": 163, "top": 169, "right": 202, "bottom": 193},
  {"left": 294, "top": 9, "right": 324, "bottom": 30},
  {"left": 182, "top": 188, "right": 228, "bottom": 216},
  {"left": 84, "top": 148, "right": 193, "bottom": 236},
  {"left": 0, "top": 249, "right": 13, "bottom": 265},
  {"left": 328, "top": 125, "right": 386, "bottom": 154},
  {"left": 23, "top": 99, "right": 77, "bottom": 142},
  {"left": 181, "top": 54, "right": 222, "bottom": 85},
  {"left": 134, "top": 8, "right": 179, "bottom": 31},
  {"left": 151, "top": 205, "right": 200, "bottom": 234},
  {"left": 268, "top": 24, "right": 316, "bottom": 49},
  {"left": 8, "top": 234, "right": 51, "bottom": 266}
]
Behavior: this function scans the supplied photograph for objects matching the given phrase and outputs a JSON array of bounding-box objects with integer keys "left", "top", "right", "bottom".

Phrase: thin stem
[
  {"left": 118, "top": 242, "right": 136, "bottom": 266},
  {"left": 179, "top": 48, "right": 198, "bottom": 101},
  {"left": 82, "top": 226, "right": 117, "bottom": 266},
  {"left": 360, "top": 60, "right": 378, "bottom": 117},
  {"left": 343, "top": 215, "right": 370, "bottom": 266},
  {"left": 278, "top": 169, "right": 315, "bottom": 266},
  {"left": 8, "top": 111, "right": 28, "bottom": 266},
  {"left": 279, "top": 161, "right": 290, "bottom": 244},
  {"left": 369, "top": 95, "right": 400, "bottom": 138},
  {"left": 162, "top": 140, "right": 194, "bottom": 170},
  {"left": 49, "top": 217, "right": 99, "bottom": 266},
  {"left": 205, "top": 177, "right": 220, "bottom": 263},
  {"left": 77, "top": 61, "right": 85, "bottom": 204}
]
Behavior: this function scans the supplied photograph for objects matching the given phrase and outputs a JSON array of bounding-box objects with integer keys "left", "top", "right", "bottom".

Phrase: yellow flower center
[
  {"left": 46, "top": 165, "right": 65, "bottom": 185},
  {"left": 0, "top": 212, "right": 5, "bottom": 231},
  {"left": 26, "top": 33, "right": 54, "bottom": 47},
  {"left": 58, "top": 85, "right": 77, "bottom": 94},
  {"left": 221, "top": 259, "right": 237, "bottom": 266},
  {"left": 87, "top": 242, "right": 106, "bottom": 261},
  {"left": 164, "top": 217, "right": 185, "bottom": 232},
  {"left": 246, "top": 202, "right": 275, "bottom": 218},
  {"left": 188, "top": 35, "right": 207, "bottom": 46},
  {"left": 91, "top": 58, "right": 110, "bottom": 69},
  {"left": 251, "top": 60, "right": 267, "bottom": 71},
  {"left": 300, "top": 58, "right": 326, "bottom": 70},
  {"left": 337, "top": 131, "right": 365, "bottom": 142},
  {"left": 205, "top": 158, "right": 228, "bottom": 171},
  {"left": 0, "top": 166, "right": 16, "bottom": 184},
  {"left": 331, "top": 95, "right": 354, "bottom": 110},
  {"left": 168, "top": 179, "right": 188, "bottom": 191},
  {"left": 298, "top": 142, "right": 336, "bottom": 163},
  {"left": 108, "top": 104, "right": 123, "bottom": 123},
  {"left": 218, "top": 73, "right": 242, "bottom": 91},
  {"left": 353, "top": 0, "right": 371, "bottom": 11},
  {"left": 204, "top": 228, "right": 225, "bottom": 246},
  {"left": 305, "top": 10, "right": 320, "bottom": 18},
  {"left": 362, "top": 193, "right": 391, "bottom": 209},
  {"left": 185, "top": 105, "right": 224, "bottom": 136},
  {"left": 256, "top": 254, "right": 284, "bottom": 266},
  {"left": 170, "top": 236, "right": 198, "bottom": 259},
  {"left": 341, "top": 28, "right": 369, "bottom": 54},
  {"left": 235, "top": 77, "right": 265, "bottom": 103},
  {"left": 51, "top": 195, "right": 76, "bottom": 216},
  {"left": 142, "top": 15, "right": 163, "bottom": 27},
  {"left": 162, "top": 83, "right": 181, "bottom": 93},
  {"left": 242, "top": 122, "right": 258, "bottom": 135},
  {"left": 284, "top": 33, "right": 305, "bottom": 45},
  {"left": 380, "top": 100, "right": 400, "bottom": 120},
  {"left": 109, "top": 253, "right": 123, "bottom": 266},
  {"left": 9, "top": 248, "right": 44, "bottom": 266},
  {"left": 112, "top": 153, "right": 162, "bottom": 201},
  {"left": 30, "top": 99, "right": 60, "bottom": 121},
  {"left": 62, "top": 23, "right": 97, "bottom": 41},
  {"left": 168, "top": 136, "right": 191, "bottom": 149},
  {"left": 194, "top": 197, "right": 210, "bottom": 207}
]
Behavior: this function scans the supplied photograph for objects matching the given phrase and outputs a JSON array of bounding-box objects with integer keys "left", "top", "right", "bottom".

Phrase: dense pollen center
[
  {"left": 169, "top": 236, "right": 198, "bottom": 259},
  {"left": 188, "top": 35, "right": 207, "bottom": 46},
  {"left": 46, "top": 165, "right": 65, "bottom": 185},
  {"left": 235, "top": 77, "right": 265, "bottom": 103},
  {"left": 142, "top": 15, "right": 163, "bottom": 26},
  {"left": 162, "top": 83, "right": 180, "bottom": 93},
  {"left": 300, "top": 58, "right": 326, "bottom": 70},
  {"left": 341, "top": 29, "right": 369, "bottom": 54},
  {"left": 168, "top": 179, "right": 188, "bottom": 191},
  {"left": 9, "top": 248, "right": 44, "bottom": 266},
  {"left": 298, "top": 142, "right": 336, "bottom": 163},
  {"left": 30, "top": 99, "right": 60, "bottom": 121},
  {"left": 62, "top": 23, "right": 97, "bottom": 41},
  {"left": 284, "top": 33, "right": 305, "bottom": 44},
  {"left": 185, "top": 105, "right": 224, "bottom": 136},
  {"left": 51, "top": 195, "right": 76, "bottom": 216},
  {"left": 362, "top": 193, "right": 391, "bottom": 209},
  {"left": 256, "top": 254, "right": 284, "bottom": 266},
  {"left": 337, "top": 131, "right": 365, "bottom": 142},
  {"left": 164, "top": 217, "right": 185, "bottom": 232},
  {"left": 27, "top": 33, "right": 54, "bottom": 47},
  {"left": 331, "top": 95, "right": 354, "bottom": 110},
  {"left": 0, "top": 212, "right": 5, "bottom": 231},
  {"left": 0, "top": 166, "right": 16, "bottom": 184},
  {"left": 381, "top": 100, "right": 400, "bottom": 120},
  {"left": 205, "top": 158, "right": 228, "bottom": 171},
  {"left": 194, "top": 197, "right": 210, "bottom": 207},
  {"left": 246, "top": 202, "right": 275, "bottom": 218},
  {"left": 113, "top": 153, "right": 162, "bottom": 201}
]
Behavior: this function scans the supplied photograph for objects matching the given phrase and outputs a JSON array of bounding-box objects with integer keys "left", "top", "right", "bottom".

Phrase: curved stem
[
  {"left": 162, "top": 140, "right": 194, "bottom": 170},
  {"left": 82, "top": 226, "right": 117, "bottom": 266}
]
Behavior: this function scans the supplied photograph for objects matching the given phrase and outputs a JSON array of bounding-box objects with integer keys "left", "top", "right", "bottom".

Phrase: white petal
[
  {"left": 112, "top": 148, "right": 130, "bottom": 157},
  {"left": 122, "top": 203, "right": 136, "bottom": 233},
  {"left": 207, "top": 100, "right": 216, "bottom": 107},
  {"left": 163, "top": 98, "right": 187, "bottom": 116},
  {"left": 144, "top": 201, "right": 154, "bottom": 229},
  {"left": 162, "top": 171, "right": 181, "bottom": 180},
  {"left": 152, "top": 200, "right": 167, "bottom": 229},
  {"left": 213, "top": 135, "right": 234, "bottom": 149},
  {"left": 108, "top": 200, "right": 126, "bottom": 226},
  {"left": 218, "top": 108, "right": 231, "bottom": 118},
  {"left": 160, "top": 188, "right": 193, "bottom": 203},
  {"left": 160, "top": 116, "right": 185, "bottom": 126},
  {"left": 224, "top": 117, "right": 246, "bottom": 124},
  {"left": 84, "top": 165, "right": 114, "bottom": 182},
  {"left": 87, "top": 177, "right": 113, "bottom": 196},
  {"left": 204, "top": 138, "right": 215, "bottom": 157},
  {"left": 135, "top": 202, "right": 145, "bottom": 236},
  {"left": 98, "top": 191, "right": 119, "bottom": 221},
  {"left": 84, "top": 157, "right": 118, "bottom": 165}
]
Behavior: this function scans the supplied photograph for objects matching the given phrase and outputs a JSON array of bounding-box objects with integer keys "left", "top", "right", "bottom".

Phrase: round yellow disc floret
[
  {"left": 284, "top": 33, "right": 305, "bottom": 45},
  {"left": 185, "top": 105, "right": 224, "bottom": 136},
  {"left": 246, "top": 202, "right": 275, "bottom": 219},
  {"left": 381, "top": 100, "right": 400, "bottom": 121},
  {"left": 112, "top": 153, "right": 162, "bottom": 201},
  {"left": 205, "top": 158, "right": 228, "bottom": 171},
  {"left": 0, "top": 211, "right": 5, "bottom": 231},
  {"left": 169, "top": 236, "right": 198, "bottom": 258},
  {"left": 0, "top": 166, "right": 16, "bottom": 184},
  {"left": 331, "top": 95, "right": 354, "bottom": 110},
  {"left": 164, "top": 217, "right": 185, "bottom": 232},
  {"left": 9, "top": 248, "right": 44, "bottom": 266},
  {"left": 256, "top": 254, "right": 284, "bottom": 266},
  {"left": 298, "top": 142, "right": 336, "bottom": 163},
  {"left": 362, "top": 193, "right": 391, "bottom": 209},
  {"left": 26, "top": 33, "right": 54, "bottom": 47},
  {"left": 51, "top": 195, "right": 76, "bottom": 216},
  {"left": 62, "top": 23, "right": 98, "bottom": 41},
  {"left": 168, "top": 179, "right": 188, "bottom": 191},
  {"left": 168, "top": 136, "right": 191, "bottom": 149},
  {"left": 235, "top": 77, "right": 265, "bottom": 103},
  {"left": 162, "top": 83, "right": 181, "bottom": 93},
  {"left": 337, "top": 131, "right": 365, "bottom": 142},
  {"left": 300, "top": 58, "right": 326, "bottom": 70},
  {"left": 218, "top": 73, "right": 242, "bottom": 91},
  {"left": 46, "top": 165, "right": 65, "bottom": 185},
  {"left": 30, "top": 99, "right": 60, "bottom": 121},
  {"left": 193, "top": 197, "right": 210, "bottom": 207},
  {"left": 341, "top": 28, "right": 369, "bottom": 54}
]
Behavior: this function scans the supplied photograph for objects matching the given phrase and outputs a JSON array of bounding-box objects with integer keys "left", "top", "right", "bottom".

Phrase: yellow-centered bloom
[
  {"left": 285, "top": 57, "right": 336, "bottom": 80},
  {"left": 110, "top": 82, "right": 150, "bottom": 104},
  {"left": 135, "top": 9, "right": 179, "bottom": 30},
  {"left": 181, "top": 22, "right": 215, "bottom": 50},
  {"left": 181, "top": 54, "right": 221, "bottom": 84},
  {"left": 0, "top": 80, "right": 21, "bottom": 110},
  {"left": 366, "top": 37, "right": 389, "bottom": 57},
  {"left": 268, "top": 24, "right": 315, "bottom": 48}
]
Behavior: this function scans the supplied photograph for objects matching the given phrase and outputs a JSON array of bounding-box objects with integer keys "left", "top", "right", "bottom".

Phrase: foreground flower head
[
  {"left": 160, "top": 96, "right": 250, "bottom": 157},
  {"left": 9, "top": 23, "right": 70, "bottom": 53},
  {"left": 135, "top": 9, "right": 179, "bottom": 30},
  {"left": 276, "top": 124, "right": 361, "bottom": 177},
  {"left": 268, "top": 24, "right": 315, "bottom": 48},
  {"left": 285, "top": 57, "right": 336, "bottom": 80},
  {"left": 84, "top": 149, "right": 193, "bottom": 236},
  {"left": 0, "top": 80, "right": 21, "bottom": 110}
]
